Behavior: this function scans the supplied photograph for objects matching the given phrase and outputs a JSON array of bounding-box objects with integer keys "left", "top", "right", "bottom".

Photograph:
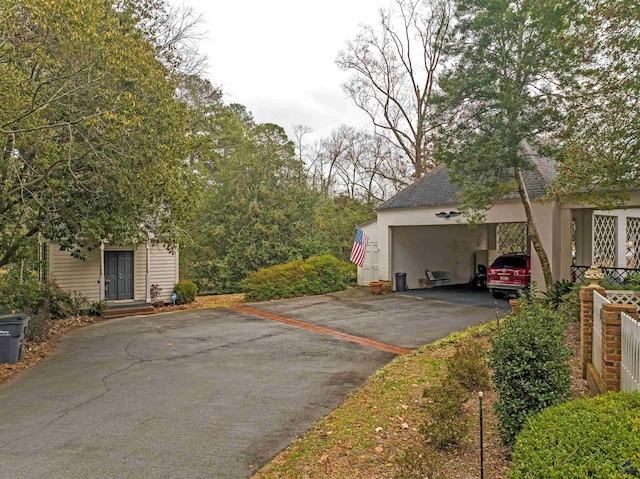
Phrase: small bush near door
[{"left": 174, "top": 281, "right": 197, "bottom": 304}]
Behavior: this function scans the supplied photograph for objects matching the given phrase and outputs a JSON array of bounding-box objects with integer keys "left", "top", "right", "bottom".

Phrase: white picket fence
[
  {"left": 621, "top": 311, "right": 640, "bottom": 392},
  {"left": 593, "top": 291, "right": 610, "bottom": 377}
]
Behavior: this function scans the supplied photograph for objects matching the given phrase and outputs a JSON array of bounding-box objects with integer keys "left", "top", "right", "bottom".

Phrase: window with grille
[
  {"left": 627, "top": 217, "right": 640, "bottom": 268},
  {"left": 497, "top": 223, "right": 529, "bottom": 256},
  {"left": 593, "top": 215, "right": 617, "bottom": 267}
]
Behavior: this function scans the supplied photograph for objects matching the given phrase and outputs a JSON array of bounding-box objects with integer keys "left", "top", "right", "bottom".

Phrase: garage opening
[{"left": 391, "top": 222, "right": 529, "bottom": 290}]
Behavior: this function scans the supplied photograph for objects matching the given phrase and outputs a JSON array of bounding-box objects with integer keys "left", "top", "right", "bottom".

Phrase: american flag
[{"left": 349, "top": 227, "right": 368, "bottom": 267}]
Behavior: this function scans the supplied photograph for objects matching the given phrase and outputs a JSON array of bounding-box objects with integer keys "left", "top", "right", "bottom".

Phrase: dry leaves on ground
[{"left": 0, "top": 315, "right": 97, "bottom": 384}]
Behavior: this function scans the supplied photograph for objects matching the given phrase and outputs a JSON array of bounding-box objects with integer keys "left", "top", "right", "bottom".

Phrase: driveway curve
[{"left": 0, "top": 290, "right": 494, "bottom": 478}]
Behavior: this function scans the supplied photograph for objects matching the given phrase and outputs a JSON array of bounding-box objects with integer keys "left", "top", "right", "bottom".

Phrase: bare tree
[
  {"left": 115, "top": 0, "right": 207, "bottom": 75},
  {"left": 309, "top": 127, "right": 350, "bottom": 196},
  {"left": 336, "top": 0, "right": 453, "bottom": 179},
  {"left": 292, "top": 124, "right": 313, "bottom": 162},
  {"left": 307, "top": 126, "right": 411, "bottom": 203}
]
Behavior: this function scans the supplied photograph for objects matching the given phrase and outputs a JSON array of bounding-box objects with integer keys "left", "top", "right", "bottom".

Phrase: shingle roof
[{"left": 377, "top": 145, "right": 558, "bottom": 210}]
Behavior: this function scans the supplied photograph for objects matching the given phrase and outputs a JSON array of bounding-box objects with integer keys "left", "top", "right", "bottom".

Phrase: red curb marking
[{"left": 232, "top": 305, "right": 411, "bottom": 356}]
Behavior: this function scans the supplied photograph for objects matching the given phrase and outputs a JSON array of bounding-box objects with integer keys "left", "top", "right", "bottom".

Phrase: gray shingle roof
[{"left": 377, "top": 145, "right": 558, "bottom": 210}]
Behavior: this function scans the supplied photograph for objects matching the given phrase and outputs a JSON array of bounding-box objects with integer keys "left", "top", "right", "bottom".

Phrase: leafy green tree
[
  {"left": 180, "top": 102, "right": 324, "bottom": 293},
  {"left": 313, "top": 196, "right": 375, "bottom": 261},
  {"left": 437, "top": 0, "right": 579, "bottom": 290},
  {"left": 548, "top": 0, "right": 640, "bottom": 207},
  {"left": 0, "top": 0, "right": 200, "bottom": 267}
]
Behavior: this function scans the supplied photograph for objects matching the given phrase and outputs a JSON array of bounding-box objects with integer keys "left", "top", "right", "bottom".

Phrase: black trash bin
[
  {"left": 395, "top": 272, "right": 407, "bottom": 291},
  {"left": 0, "top": 313, "right": 30, "bottom": 364}
]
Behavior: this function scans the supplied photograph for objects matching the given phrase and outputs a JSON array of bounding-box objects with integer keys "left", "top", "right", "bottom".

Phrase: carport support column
[
  {"left": 559, "top": 208, "right": 573, "bottom": 281},
  {"left": 145, "top": 241, "right": 151, "bottom": 303},
  {"left": 99, "top": 241, "right": 105, "bottom": 301}
]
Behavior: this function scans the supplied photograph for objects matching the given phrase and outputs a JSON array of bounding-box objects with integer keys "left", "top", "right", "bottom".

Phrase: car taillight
[{"left": 513, "top": 269, "right": 529, "bottom": 276}]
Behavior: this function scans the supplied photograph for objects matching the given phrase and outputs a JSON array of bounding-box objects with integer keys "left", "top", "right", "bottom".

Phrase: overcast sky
[{"left": 172, "top": 1, "right": 386, "bottom": 142}]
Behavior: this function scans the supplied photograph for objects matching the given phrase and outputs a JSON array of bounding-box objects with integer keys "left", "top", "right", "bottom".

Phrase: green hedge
[
  {"left": 240, "top": 255, "right": 356, "bottom": 301},
  {"left": 489, "top": 300, "right": 571, "bottom": 446},
  {"left": 600, "top": 272, "right": 640, "bottom": 291},
  {"left": 510, "top": 392, "right": 640, "bottom": 478}
]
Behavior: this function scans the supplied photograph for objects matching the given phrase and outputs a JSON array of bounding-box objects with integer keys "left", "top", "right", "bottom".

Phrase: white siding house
[{"left": 48, "top": 242, "right": 179, "bottom": 304}]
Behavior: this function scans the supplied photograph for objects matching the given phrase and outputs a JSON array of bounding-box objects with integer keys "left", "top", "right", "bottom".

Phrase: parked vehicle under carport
[{"left": 487, "top": 253, "right": 531, "bottom": 299}]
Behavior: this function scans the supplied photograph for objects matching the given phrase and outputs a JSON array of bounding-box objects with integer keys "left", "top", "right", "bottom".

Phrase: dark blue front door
[{"left": 104, "top": 251, "right": 134, "bottom": 300}]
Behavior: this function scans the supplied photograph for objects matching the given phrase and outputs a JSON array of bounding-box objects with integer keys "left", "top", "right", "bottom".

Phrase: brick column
[
  {"left": 600, "top": 303, "right": 636, "bottom": 391},
  {"left": 580, "top": 285, "right": 606, "bottom": 378}
]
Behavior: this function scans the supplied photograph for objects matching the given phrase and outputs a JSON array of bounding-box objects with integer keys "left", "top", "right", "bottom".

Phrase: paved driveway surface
[
  {"left": 394, "top": 283, "right": 512, "bottom": 312},
  {"left": 0, "top": 290, "right": 494, "bottom": 479}
]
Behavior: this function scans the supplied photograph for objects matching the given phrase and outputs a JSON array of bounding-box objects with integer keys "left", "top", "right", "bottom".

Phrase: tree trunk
[{"left": 514, "top": 166, "right": 554, "bottom": 292}]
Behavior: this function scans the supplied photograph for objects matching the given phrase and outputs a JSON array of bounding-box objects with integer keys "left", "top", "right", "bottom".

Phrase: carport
[
  {"left": 390, "top": 223, "right": 492, "bottom": 290},
  {"left": 357, "top": 156, "right": 568, "bottom": 291}
]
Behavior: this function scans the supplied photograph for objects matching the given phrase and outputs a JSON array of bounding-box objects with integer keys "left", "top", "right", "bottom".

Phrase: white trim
[
  {"left": 175, "top": 246, "right": 180, "bottom": 284},
  {"left": 99, "top": 241, "right": 105, "bottom": 301},
  {"left": 145, "top": 241, "right": 151, "bottom": 303}
]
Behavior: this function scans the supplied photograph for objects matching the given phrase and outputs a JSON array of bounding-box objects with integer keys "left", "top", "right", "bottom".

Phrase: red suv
[{"left": 487, "top": 253, "right": 531, "bottom": 299}]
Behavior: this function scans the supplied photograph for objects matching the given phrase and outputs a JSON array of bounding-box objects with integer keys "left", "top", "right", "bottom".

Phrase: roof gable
[{"left": 377, "top": 146, "right": 557, "bottom": 210}]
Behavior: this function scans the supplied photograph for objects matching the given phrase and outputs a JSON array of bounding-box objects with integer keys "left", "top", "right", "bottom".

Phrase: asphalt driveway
[
  {"left": 0, "top": 289, "right": 495, "bottom": 479},
  {"left": 397, "top": 283, "right": 512, "bottom": 312}
]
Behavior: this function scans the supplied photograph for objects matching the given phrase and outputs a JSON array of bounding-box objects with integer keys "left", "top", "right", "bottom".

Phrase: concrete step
[{"left": 102, "top": 305, "right": 156, "bottom": 319}]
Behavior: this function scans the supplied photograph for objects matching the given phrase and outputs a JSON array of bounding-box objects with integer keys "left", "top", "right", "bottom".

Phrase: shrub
[
  {"left": 445, "top": 340, "right": 490, "bottom": 391},
  {"left": 557, "top": 287, "right": 581, "bottom": 322},
  {"left": 509, "top": 392, "right": 640, "bottom": 478},
  {"left": 394, "top": 446, "right": 442, "bottom": 479},
  {"left": 489, "top": 301, "right": 571, "bottom": 447},
  {"left": 0, "top": 279, "right": 42, "bottom": 315},
  {"left": 421, "top": 379, "right": 470, "bottom": 450},
  {"left": 240, "top": 255, "right": 356, "bottom": 301},
  {"left": 543, "top": 279, "right": 574, "bottom": 309},
  {"left": 623, "top": 273, "right": 640, "bottom": 289},
  {"left": 0, "top": 278, "right": 84, "bottom": 319},
  {"left": 174, "top": 280, "right": 197, "bottom": 304},
  {"left": 600, "top": 273, "right": 640, "bottom": 291},
  {"left": 150, "top": 283, "right": 163, "bottom": 306},
  {"left": 24, "top": 305, "right": 51, "bottom": 343},
  {"left": 40, "top": 283, "right": 85, "bottom": 319},
  {"left": 84, "top": 301, "right": 106, "bottom": 316}
]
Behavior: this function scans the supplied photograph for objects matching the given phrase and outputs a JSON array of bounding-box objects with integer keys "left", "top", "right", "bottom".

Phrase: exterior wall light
[{"left": 435, "top": 211, "right": 461, "bottom": 218}]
